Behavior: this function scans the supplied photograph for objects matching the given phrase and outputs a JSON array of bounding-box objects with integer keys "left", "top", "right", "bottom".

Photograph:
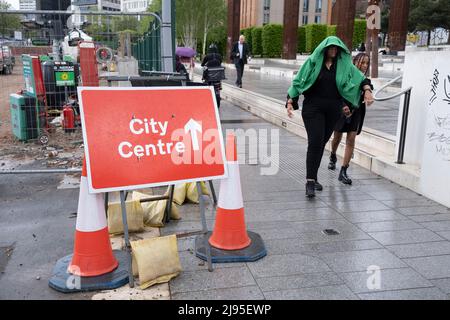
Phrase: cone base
[
  {"left": 195, "top": 231, "right": 267, "bottom": 263},
  {"left": 49, "top": 251, "right": 129, "bottom": 293}
]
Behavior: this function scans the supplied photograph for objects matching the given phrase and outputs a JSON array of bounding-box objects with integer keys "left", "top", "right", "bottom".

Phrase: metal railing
[{"left": 374, "top": 75, "right": 412, "bottom": 164}]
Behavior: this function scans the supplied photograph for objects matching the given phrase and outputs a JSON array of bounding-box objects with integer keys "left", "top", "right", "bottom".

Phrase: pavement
[
  {"left": 1, "top": 100, "right": 450, "bottom": 300},
  {"left": 220, "top": 65, "right": 401, "bottom": 136},
  {"left": 162, "top": 102, "right": 450, "bottom": 300}
]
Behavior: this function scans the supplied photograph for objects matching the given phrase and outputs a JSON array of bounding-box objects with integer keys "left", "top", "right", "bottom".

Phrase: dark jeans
[
  {"left": 235, "top": 60, "right": 244, "bottom": 85},
  {"left": 302, "top": 98, "right": 342, "bottom": 181}
]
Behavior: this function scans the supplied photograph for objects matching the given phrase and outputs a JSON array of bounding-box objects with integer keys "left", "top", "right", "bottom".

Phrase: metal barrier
[{"left": 374, "top": 75, "right": 413, "bottom": 164}]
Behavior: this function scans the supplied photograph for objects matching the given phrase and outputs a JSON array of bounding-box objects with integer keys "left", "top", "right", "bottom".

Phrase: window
[
  {"left": 263, "top": 0, "right": 270, "bottom": 25},
  {"left": 315, "top": 15, "right": 321, "bottom": 23},
  {"left": 303, "top": 0, "right": 309, "bottom": 13},
  {"left": 316, "top": 0, "right": 322, "bottom": 13},
  {"left": 302, "top": 15, "right": 308, "bottom": 25}
]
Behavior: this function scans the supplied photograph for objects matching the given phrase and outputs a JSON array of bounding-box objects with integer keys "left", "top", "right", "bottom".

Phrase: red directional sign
[{"left": 78, "top": 87, "right": 227, "bottom": 193}]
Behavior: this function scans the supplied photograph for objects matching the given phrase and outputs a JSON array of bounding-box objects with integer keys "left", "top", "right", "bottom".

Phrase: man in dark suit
[{"left": 230, "top": 35, "right": 250, "bottom": 88}]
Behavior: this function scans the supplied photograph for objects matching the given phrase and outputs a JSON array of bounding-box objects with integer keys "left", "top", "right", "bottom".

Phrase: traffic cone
[
  {"left": 67, "top": 158, "right": 118, "bottom": 276},
  {"left": 195, "top": 132, "right": 266, "bottom": 263},
  {"left": 208, "top": 133, "right": 251, "bottom": 250},
  {"left": 49, "top": 159, "right": 129, "bottom": 293}
]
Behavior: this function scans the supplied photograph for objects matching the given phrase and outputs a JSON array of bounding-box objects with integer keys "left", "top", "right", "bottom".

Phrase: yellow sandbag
[
  {"left": 185, "top": 182, "right": 210, "bottom": 204},
  {"left": 170, "top": 203, "right": 181, "bottom": 220},
  {"left": 168, "top": 184, "right": 188, "bottom": 206},
  {"left": 132, "top": 191, "right": 181, "bottom": 225},
  {"left": 132, "top": 191, "right": 165, "bottom": 227},
  {"left": 131, "top": 235, "right": 182, "bottom": 290},
  {"left": 107, "top": 200, "right": 144, "bottom": 235}
]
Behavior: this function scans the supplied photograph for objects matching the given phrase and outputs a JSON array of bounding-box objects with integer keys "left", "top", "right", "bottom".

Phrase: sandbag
[
  {"left": 132, "top": 191, "right": 165, "bottom": 227},
  {"left": 185, "top": 182, "right": 210, "bottom": 204},
  {"left": 170, "top": 183, "right": 188, "bottom": 206},
  {"left": 107, "top": 199, "right": 144, "bottom": 235},
  {"left": 132, "top": 191, "right": 181, "bottom": 226},
  {"left": 131, "top": 235, "right": 182, "bottom": 290}
]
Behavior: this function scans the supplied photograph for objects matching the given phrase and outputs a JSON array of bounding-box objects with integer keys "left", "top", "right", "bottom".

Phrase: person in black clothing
[
  {"left": 202, "top": 44, "right": 224, "bottom": 108},
  {"left": 286, "top": 38, "right": 374, "bottom": 198},
  {"left": 328, "top": 53, "right": 373, "bottom": 185},
  {"left": 230, "top": 35, "right": 250, "bottom": 88},
  {"left": 201, "top": 44, "right": 223, "bottom": 77},
  {"left": 175, "top": 55, "right": 188, "bottom": 76}
]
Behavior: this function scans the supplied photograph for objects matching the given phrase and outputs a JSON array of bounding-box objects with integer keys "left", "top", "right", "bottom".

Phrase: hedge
[
  {"left": 251, "top": 27, "right": 263, "bottom": 56},
  {"left": 305, "top": 24, "right": 327, "bottom": 53},
  {"left": 352, "top": 19, "right": 367, "bottom": 50},
  {"left": 262, "top": 24, "right": 283, "bottom": 58},
  {"left": 297, "top": 26, "right": 306, "bottom": 53},
  {"left": 327, "top": 25, "right": 337, "bottom": 37},
  {"left": 241, "top": 27, "right": 254, "bottom": 53}
]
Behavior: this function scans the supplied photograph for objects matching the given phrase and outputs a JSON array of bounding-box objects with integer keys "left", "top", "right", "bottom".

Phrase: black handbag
[{"left": 205, "top": 67, "right": 226, "bottom": 82}]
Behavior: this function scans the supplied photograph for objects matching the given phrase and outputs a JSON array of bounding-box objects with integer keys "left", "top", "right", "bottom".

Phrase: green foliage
[
  {"left": 297, "top": 26, "right": 306, "bottom": 53},
  {"left": 207, "top": 25, "right": 227, "bottom": 56},
  {"left": 115, "top": 17, "right": 140, "bottom": 33},
  {"left": 305, "top": 24, "right": 327, "bottom": 53},
  {"left": 241, "top": 27, "right": 254, "bottom": 52},
  {"left": 262, "top": 24, "right": 283, "bottom": 58},
  {"left": 0, "top": 1, "right": 21, "bottom": 37},
  {"left": 251, "top": 27, "right": 263, "bottom": 56},
  {"left": 409, "top": 0, "right": 450, "bottom": 32},
  {"left": 352, "top": 19, "right": 367, "bottom": 50},
  {"left": 327, "top": 25, "right": 337, "bottom": 37}
]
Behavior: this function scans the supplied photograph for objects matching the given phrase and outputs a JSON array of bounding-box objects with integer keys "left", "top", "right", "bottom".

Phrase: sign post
[{"left": 78, "top": 86, "right": 228, "bottom": 280}]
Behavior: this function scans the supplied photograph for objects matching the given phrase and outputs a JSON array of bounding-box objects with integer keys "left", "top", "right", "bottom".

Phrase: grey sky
[{"left": 3, "top": 0, "right": 20, "bottom": 9}]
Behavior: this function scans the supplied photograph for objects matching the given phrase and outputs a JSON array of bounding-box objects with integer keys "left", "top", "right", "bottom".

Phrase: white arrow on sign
[{"left": 184, "top": 119, "right": 202, "bottom": 151}]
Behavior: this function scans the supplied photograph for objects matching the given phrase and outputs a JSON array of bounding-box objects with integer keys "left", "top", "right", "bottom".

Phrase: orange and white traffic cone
[
  {"left": 49, "top": 159, "right": 128, "bottom": 293},
  {"left": 67, "top": 159, "right": 117, "bottom": 276},
  {"left": 209, "top": 133, "right": 251, "bottom": 250},
  {"left": 195, "top": 133, "right": 266, "bottom": 263}
]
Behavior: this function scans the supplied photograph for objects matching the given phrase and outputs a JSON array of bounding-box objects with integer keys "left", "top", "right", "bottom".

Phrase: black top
[
  {"left": 303, "top": 61, "right": 341, "bottom": 102},
  {"left": 201, "top": 53, "right": 223, "bottom": 68}
]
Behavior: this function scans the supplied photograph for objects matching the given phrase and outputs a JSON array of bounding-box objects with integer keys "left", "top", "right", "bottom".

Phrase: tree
[
  {"left": 0, "top": 1, "right": 22, "bottom": 38},
  {"left": 408, "top": 0, "right": 450, "bottom": 45},
  {"left": 146, "top": 0, "right": 226, "bottom": 54}
]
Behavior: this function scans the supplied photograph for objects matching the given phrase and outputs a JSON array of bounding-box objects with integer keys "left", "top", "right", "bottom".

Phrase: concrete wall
[{"left": 400, "top": 46, "right": 450, "bottom": 207}]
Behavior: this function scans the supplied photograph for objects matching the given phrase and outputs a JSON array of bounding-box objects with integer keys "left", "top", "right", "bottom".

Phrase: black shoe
[
  {"left": 315, "top": 181, "right": 323, "bottom": 191},
  {"left": 328, "top": 153, "right": 337, "bottom": 170},
  {"left": 338, "top": 166, "right": 352, "bottom": 185},
  {"left": 306, "top": 181, "right": 316, "bottom": 198},
  {"left": 239, "top": 84, "right": 242, "bottom": 88}
]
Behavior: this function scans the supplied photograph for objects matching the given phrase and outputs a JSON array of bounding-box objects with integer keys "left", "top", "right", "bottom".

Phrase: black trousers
[
  {"left": 301, "top": 98, "right": 342, "bottom": 181},
  {"left": 235, "top": 60, "right": 244, "bottom": 85}
]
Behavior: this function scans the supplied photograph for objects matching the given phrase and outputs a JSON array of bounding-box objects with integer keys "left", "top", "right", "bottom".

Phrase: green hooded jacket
[{"left": 287, "top": 36, "right": 366, "bottom": 108}]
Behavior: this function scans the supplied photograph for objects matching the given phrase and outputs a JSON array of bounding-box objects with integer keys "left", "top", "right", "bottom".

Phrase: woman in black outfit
[
  {"left": 328, "top": 53, "right": 373, "bottom": 185},
  {"left": 286, "top": 36, "right": 374, "bottom": 198}
]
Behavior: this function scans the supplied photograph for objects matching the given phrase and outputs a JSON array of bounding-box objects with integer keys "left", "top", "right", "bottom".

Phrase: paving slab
[
  {"left": 386, "top": 241, "right": 450, "bottom": 258},
  {"left": 170, "top": 267, "right": 257, "bottom": 294},
  {"left": 404, "top": 255, "right": 450, "bottom": 279},
  {"left": 319, "top": 249, "right": 407, "bottom": 273},
  {"left": 340, "top": 268, "right": 433, "bottom": 294},
  {"left": 356, "top": 220, "right": 423, "bottom": 233},
  {"left": 368, "top": 229, "right": 444, "bottom": 246},
  {"left": 256, "top": 272, "right": 343, "bottom": 292},
  {"left": 172, "top": 286, "right": 265, "bottom": 300},
  {"left": 263, "top": 285, "right": 359, "bottom": 300},
  {"left": 358, "top": 287, "right": 448, "bottom": 300},
  {"left": 246, "top": 253, "right": 331, "bottom": 278}
]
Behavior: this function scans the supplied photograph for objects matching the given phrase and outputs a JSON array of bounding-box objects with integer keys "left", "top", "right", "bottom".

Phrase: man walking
[{"left": 231, "top": 35, "right": 250, "bottom": 88}]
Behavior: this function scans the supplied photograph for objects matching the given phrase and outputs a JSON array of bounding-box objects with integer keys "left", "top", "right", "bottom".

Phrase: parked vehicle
[{"left": 0, "top": 46, "right": 14, "bottom": 75}]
